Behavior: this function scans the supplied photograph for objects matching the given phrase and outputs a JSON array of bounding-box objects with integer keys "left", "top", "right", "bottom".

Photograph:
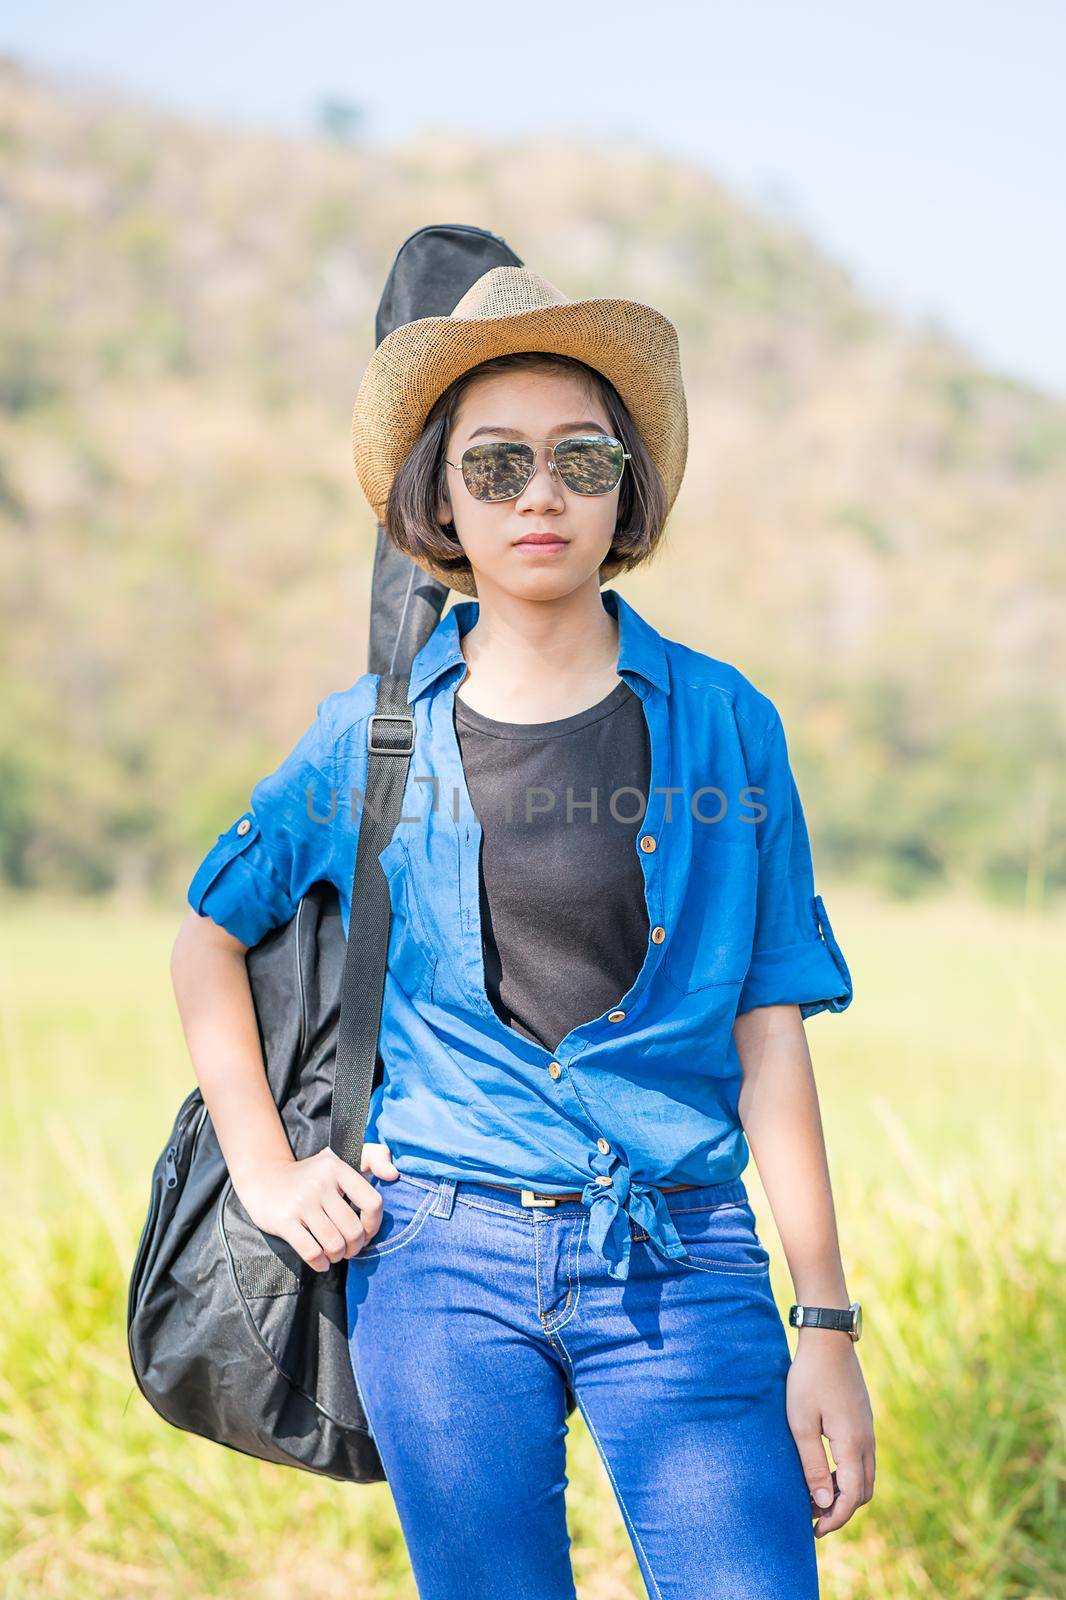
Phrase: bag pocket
[
  {"left": 350, "top": 1174, "right": 437, "bottom": 1260},
  {"left": 669, "top": 1198, "right": 771, "bottom": 1275}
]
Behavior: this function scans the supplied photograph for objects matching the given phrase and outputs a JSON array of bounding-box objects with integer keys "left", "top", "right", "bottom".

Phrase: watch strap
[{"left": 789, "top": 1304, "right": 856, "bottom": 1334}]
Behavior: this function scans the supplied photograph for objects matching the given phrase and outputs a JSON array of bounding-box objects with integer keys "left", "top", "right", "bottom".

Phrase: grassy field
[{"left": 0, "top": 885, "right": 1063, "bottom": 1599}]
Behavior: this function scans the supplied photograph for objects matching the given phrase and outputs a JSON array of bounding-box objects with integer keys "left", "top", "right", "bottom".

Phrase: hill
[{"left": 0, "top": 54, "right": 1062, "bottom": 905}]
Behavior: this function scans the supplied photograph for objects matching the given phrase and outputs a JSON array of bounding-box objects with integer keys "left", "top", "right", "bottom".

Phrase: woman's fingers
[
  {"left": 793, "top": 1423, "right": 836, "bottom": 1514},
  {"left": 358, "top": 1141, "right": 400, "bottom": 1179},
  {"left": 318, "top": 1185, "right": 371, "bottom": 1254},
  {"left": 286, "top": 1218, "right": 335, "bottom": 1273},
  {"left": 813, "top": 1437, "right": 866, "bottom": 1535}
]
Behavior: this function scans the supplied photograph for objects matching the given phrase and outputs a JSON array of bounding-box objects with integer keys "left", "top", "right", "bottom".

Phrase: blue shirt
[{"left": 187, "top": 587, "right": 853, "bottom": 1280}]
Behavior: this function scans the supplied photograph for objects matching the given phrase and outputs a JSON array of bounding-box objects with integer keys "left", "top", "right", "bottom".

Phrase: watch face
[{"left": 850, "top": 1303, "right": 862, "bottom": 1340}]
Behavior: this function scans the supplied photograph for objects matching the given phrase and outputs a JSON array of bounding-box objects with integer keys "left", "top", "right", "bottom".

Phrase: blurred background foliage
[{"left": 0, "top": 57, "right": 1063, "bottom": 914}]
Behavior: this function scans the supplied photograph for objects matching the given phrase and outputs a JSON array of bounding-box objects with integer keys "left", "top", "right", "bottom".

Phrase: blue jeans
[{"left": 346, "top": 1171, "right": 819, "bottom": 1600}]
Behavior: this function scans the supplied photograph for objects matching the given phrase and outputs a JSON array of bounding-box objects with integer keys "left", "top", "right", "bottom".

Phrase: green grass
[{"left": 0, "top": 886, "right": 1063, "bottom": 1598}]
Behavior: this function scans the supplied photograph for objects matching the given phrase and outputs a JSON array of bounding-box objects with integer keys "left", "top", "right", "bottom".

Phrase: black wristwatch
[{"left": 789, "top": 1302, "right": 862, "bottom": 1341}]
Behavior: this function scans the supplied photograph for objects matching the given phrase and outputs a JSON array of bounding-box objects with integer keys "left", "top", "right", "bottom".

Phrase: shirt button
[
  {"left": 548, "top": 1062, "right": 562, "bottom": 1080},
  {"left": 597, "top": 1137, "right": 610, "bottom": 1154},
  {"left": 595, "top": 1173, "right": 613, "bottom": 1186},
  {"left": 639, "top": 835, "right": 656, "bottom": 852},
  {"left": 608, "top": 1010, "right": 626, "bottom": 1023},
  {"left": 236, "top": 818, "right": 252, "bottom": 836},
  {"left": 651, "top": 925, "right": 666, "bottom": 944}
]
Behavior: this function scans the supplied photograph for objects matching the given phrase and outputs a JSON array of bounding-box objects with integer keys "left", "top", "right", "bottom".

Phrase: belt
[
  {"left": 475, "top": 1178, "right": 701, "bottom": 1208},
  {"left": 475, "top": 1174, "right": 701, "bottom": 1281}
]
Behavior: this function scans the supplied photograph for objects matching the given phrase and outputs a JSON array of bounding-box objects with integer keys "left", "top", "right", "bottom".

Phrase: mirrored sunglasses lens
[
  {"left": 553, "top": 437, "right": 625, "bottom": 494},
  {"left": 461, "top": 442, "right": 534, "bottom": 501}
]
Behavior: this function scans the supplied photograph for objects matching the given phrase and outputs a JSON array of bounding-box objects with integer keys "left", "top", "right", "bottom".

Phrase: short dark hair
[{"left": 384, "top": 351, "right": 669, "bottom": 592}]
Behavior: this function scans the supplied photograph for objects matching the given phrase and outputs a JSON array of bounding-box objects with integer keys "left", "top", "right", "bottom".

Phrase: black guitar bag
[{"left": 127, "top": 225, "right": 580, "bottom": 1485}]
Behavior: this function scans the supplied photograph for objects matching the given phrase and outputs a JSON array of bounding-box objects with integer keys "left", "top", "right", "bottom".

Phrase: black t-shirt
[{"left": 453, "top": 679, "right": 651, "bottom": 1053}]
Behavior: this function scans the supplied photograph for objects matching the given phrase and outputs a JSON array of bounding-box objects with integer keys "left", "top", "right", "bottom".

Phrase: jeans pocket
[
  {"left": 350, "top": 1174, "right": 436, "bottom": 1260},
  {"left": 669, "top": 1199, "right": 771, "bottom": 1275}
]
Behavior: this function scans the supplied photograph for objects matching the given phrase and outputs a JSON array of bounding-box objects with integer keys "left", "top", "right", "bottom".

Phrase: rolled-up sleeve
[
  {"left": 736, "top": 704, "right": 853, "bottom": 1020},
  {"left": 187, "top": 700, "right": 338, "bottom": 948}
]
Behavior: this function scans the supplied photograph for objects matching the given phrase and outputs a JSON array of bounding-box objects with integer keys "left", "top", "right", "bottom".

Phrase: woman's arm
[
  {"left": 734, "top": 1000, "right": 876, "bottom": 1538},
  {"left": 170, "top": 909, "right": 398, "bottom": 1267}
]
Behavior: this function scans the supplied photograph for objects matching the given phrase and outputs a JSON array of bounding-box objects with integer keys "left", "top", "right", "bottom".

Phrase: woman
[{"left": 173, "top": 267, "right": 875, "bottom": 1599}]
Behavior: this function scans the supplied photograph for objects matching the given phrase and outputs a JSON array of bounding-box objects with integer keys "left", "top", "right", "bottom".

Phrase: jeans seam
[
  {"left": 532, "top": 1212, "right": 552, "bottom": 1333},
  {"left": 677, "top": 1256, "right": 770, "bottom": 1276},
  {"left": 534, "top": 1218, "right": 578, "bottom": 1365},
  {"left": 552, "top": 1335, "right": 664, "bottom": 1600},
  {"left": 349, "top": 1190, "right": 436, "bottom": 1259},
  {"left": 551, "top": 1213, "right": 578, "bottom": 1328},
  {"left": 397, "top": 1177, "right": 531, "bottom": 1220},
  {"left": 543, "top": 1213, "right": 586, "bottom": 1335},
  {"left": 454, "top": 1195, "right": 541, "bottom": 1218}
]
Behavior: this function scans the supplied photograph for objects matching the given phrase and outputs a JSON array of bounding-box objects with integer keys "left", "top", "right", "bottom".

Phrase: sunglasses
[{"left": 444, "top": 434, "right": 631, "bottom": 502}]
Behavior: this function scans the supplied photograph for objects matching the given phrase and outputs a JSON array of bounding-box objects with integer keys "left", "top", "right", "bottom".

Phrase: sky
[{"left": 5, "top": 1, "right": 1064, "bottom": 396}]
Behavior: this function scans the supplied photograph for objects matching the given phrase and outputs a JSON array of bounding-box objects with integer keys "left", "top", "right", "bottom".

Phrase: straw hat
[{"left": 350, "top": 266, "right": 688, "bottom": 595}]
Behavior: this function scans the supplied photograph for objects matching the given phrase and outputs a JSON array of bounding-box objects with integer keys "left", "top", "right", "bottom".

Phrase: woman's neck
[{"left": 454, "top": 584, "right": 622, "bottom": 723}]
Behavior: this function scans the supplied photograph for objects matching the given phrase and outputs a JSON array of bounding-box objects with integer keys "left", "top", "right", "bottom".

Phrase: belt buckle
[{"left": 520, "top": 1188, "right": 557, "bottom": 1207}]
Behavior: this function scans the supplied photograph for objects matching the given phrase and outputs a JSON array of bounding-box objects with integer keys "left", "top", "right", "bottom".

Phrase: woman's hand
[
  {"left": 786, "top": 1334, "right": 876, "bottom": 1537},
  {"left": 233, "top": 1138, "right": 402, "bottom": 1270}
]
